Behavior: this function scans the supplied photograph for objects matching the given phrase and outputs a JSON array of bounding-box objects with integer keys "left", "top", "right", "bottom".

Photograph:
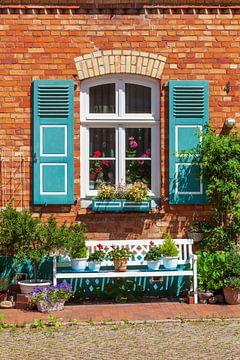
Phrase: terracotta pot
[
  {"left": 223, "top": 287, "right": 240, "bottom": 305},
  {"left": 114, "top": 258, "right": 128, "bottom": 272},
  {"left": 0, "top": 292, "right": 7, "bottom": 301}
]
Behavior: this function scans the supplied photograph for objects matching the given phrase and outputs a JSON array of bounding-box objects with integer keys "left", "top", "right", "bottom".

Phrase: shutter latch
[{"left": 33, "top": 153, "right": 38, "bottom": 163}]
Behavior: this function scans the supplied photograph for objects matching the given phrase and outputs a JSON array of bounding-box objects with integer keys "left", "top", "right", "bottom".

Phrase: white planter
[
  {"left": 18, "top": 280, "right": 52, "bottom": 295},
  {"left": 163, "top": 256, "right": 179, "bottom": 270},
  {"left": 36, "top": 300, "right": 65, "bottom": 313},
  {"left": 71, "top": 258, "right": 87, "bottom": 271},
  {"left": 147, "top": 260, "right": 161, "bottom": 271},
  {"left": 88, "top": 261, "right": 101, "bottom": 272}
]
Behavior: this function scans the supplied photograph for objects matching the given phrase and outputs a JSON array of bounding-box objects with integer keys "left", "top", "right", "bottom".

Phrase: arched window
[{"left": 80, "top": 75, "right": 160, "bottom": 199}]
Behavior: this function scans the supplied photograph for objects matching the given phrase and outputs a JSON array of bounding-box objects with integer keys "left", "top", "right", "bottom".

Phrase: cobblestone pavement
[{"left": 0, "top": 321, "right": 239, "bottom": 360}]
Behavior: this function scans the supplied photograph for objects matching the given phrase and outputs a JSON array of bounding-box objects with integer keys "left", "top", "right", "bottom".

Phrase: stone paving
[{"left": 0, "top": 321, "right": 239, "bottom": 360}]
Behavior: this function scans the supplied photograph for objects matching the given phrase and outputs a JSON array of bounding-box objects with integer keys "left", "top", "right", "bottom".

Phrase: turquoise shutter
[
  {"left": 33, "top": 80, "right": 74, "bottom": 205},
  {"left": 169, "top": 80, "right": 209, "bottom": 204}
]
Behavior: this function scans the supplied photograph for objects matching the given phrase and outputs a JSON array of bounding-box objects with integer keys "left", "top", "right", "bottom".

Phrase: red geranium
[
  {"left": 150, "top": 241, "right": 155, "bottom": 246},
  {"left": 102, "top": 160, "right": 109, "bottom": 167},
  {"left": 97, "top": 243, "right": 103, "bottom": 249},
  {"left": 93, "top": 150, "right": 101, "bottom": 158}
]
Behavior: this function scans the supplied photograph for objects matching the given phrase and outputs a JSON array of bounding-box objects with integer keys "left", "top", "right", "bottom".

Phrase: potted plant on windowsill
[
  {"left": 144, "top": 241, "right": 162, "bottom": 270},
  {"left": 92, "top": 182, "right": 152, "bottom": 212},
  {"left": 87, "top": 243, "right": 105, "bottom": 272},
  {"left": 107, "top": 247, "right": 133, "bottom": 272},
  {"left": 223, "top": 246, "right": 240, "bottom": 305},
  {"left": 162, "top": 233, "right": 179, "bottom": 270},
  {"left": 60, "top": 223, "right": 88, "bottom": 272}
]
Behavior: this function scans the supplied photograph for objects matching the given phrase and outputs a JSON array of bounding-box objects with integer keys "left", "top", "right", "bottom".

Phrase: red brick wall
[{"left": 0, "top": 6, "right": 239, "bottom": 239}]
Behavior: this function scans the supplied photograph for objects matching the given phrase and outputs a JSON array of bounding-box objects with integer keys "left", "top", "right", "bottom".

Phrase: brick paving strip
[{"left": 1, "top": 303, "right": 240, "bottom": 325}]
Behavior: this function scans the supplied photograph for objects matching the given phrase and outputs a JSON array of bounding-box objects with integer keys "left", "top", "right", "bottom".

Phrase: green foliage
[
  {"left": 162, "top": 234, "right": 179, "bottom": 257},
  {"left": 197, "top": 251, "right": 226, "bottom": 291},
  {"left": 104, "top": 279, "right": 144, "bottom": 303},
  {"left": 223, "top": 246, "right": 240, "bottom": 288},
  {"left": 58, "top": 222, "right": 87, "bottom": 259},
  {"left": 198, "top": 127, "right": 240, "bottom": 251},
  {"left": 144, "top": 245, "right": 162, "bottom": 261},
  {"left": 107, "top": 247, "right": 133, "bottom": 261},
  {"left": 88, "top": 250, "right": 105, "bottom": 262}
]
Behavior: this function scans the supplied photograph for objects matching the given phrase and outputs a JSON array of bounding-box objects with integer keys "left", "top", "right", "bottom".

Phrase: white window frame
[{"left": 80, "top": 75, "right": 160, "bottom": 199}]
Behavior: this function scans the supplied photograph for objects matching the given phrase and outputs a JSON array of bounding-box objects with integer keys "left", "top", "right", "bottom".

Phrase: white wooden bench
[{"left": 53, "top": 239, "right": 198, "bottom": 304}]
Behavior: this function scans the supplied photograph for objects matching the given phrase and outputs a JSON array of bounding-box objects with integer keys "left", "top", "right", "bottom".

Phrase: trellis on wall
[{"left": 0, "top": 148, "right": 28, "bottom": 210}]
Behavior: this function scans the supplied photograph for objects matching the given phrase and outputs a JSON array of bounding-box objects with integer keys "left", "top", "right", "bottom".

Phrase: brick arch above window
[{"left": 74, "top": 50, "right": 167, "bottom": 80}]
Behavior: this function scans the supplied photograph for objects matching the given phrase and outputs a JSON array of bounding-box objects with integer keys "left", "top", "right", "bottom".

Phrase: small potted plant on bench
[
  {"left": 144, "top": 241, "right": 162, "bottom": 270},
  {"left": 108, "top": 247, "right": 133, "bottom": 272},
  {"left": 162, "top": 233, "right": 179, "bottom": 270},
  {"left": 92, "top": 182, "right": 152, "bottom": 212},
  {"left": 87, "top": 243, "right": 105, "bottom": 272}
]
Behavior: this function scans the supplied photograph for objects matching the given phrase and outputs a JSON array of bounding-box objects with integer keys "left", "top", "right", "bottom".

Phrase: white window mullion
[
  {"left": 151, "top": 125, "right": 160, "bottom": 198},
  {"left": 118, "top": 125, "right": 125, "bottom": 184},
  {"left": 118, "top": 79, "right": 124, "bottom": 118}
]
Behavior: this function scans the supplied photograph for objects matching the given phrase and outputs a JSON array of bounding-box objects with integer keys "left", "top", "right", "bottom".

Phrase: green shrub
[
  {"left": 197, "top": 251, "right": 226, "bottom": 291},
  {"left": 162, "top": 234, "right": 178, "bottom": 257}
]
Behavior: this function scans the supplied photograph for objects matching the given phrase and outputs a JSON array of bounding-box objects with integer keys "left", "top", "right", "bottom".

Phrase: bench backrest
[{"left": 86, "top": 239, "right": 193, "bottom": 266}]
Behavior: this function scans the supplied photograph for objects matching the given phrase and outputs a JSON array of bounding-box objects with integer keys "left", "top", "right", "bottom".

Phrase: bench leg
[{"left": 193, "top": 256, "right": 198, "bottom": 304}]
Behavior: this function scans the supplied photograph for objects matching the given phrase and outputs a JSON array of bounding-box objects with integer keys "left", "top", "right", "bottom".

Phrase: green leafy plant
[
  {"left": 88, "top": 243, "right": 105, "bottom": 262},
  {"left": 162, "top": 234, "right": 179, "bottom": 257},
  {"left": 198, "top": 127, "right": 240, "bottom": 251},
  {"left": 107, "top": 247, "right": 133, "bottom": 261},
  {"left": 59, "top": 222, "right": 87, "bottom": 259},
  {"left": 96, "top": 184, "right": 116, "bottom": 200},
  {"left": 144, "top": 241, "right": 162, "bottom": 261},
  {"left": 0, "top": 203, "right": 60, "bottom": 283},
  {"left": 223, "top": 245, "right": 240, "bottom": 288},
  {"left": 30, "top": 282, "right": 73, "bottom": 305},
  {"left": 0, "top": 277, "right": 9, "bottom": 292},
  {"left": 127, "top": 182, "right": 149, "bottom": 202},
  {"left": 197, "top": 251, "right": 226, "bottom": 291}
]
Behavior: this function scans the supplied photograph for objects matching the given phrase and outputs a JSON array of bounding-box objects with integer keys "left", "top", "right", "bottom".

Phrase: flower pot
[
  {"left": 36, "top": 300, "right": 65, "bottom": 313},
  {"left": 223, "top": 287, "right": 240, "bottom": 305},
  {"left": 162, "top": 256, "right": 178, "bottom": 270},
  {"left": 114, "top": 258, "right": 128, "bottom": 272},
  {"left": 0, "top": 292, "right": 7, "bottom": 301},
  {"left": 147, "top": 260, "right": 161, "bottom": 271},
  {"left": 88, "top": 261, "right": 101, "bottom": 272},
  {"left": 188, "top": 232, "right": 204, "bottom": 243},
  {"left": 18, "top": 280, "right": 52, "bottom": 295},
  {"left": 71, "top": 258, "right": 87, "bottom": 271}
]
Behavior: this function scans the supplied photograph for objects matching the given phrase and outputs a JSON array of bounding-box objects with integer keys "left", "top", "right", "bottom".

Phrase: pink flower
[
  {"left": 137, "top": 153, "right": 148, "bottom": 165},
  {"left": 129, "top": 140, "right": 138, "bottom": 149},
  {"left": 128, "top": 136, "right": 135, "bottom": 141},
  {"left": 145, "top": 148, "right": 151, "bottom": 157},
  {"left": 93, "top": 150, "right": 101, "bottom": 158},
  {"left": 102, "top": 160, "right": 109, "bottom": 167}
]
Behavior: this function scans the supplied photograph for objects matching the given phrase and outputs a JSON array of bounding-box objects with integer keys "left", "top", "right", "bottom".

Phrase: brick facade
[{"left": 0, "top": 2, "right": 239, "bottom": 239}]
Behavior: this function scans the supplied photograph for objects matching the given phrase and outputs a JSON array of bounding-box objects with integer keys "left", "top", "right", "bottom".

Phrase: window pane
[
  {"left": 89, "top": 83, "right": 115, "bottom": 113},
  {"left": 126, "top": 160, "right": 151, "bottom": 188},
  {"left": 125, "top": 83, "right": 151, "bottom": 113},
  {"left": 89, "top": 160, "right": 115, "bottom": 190},
  {"left": 126, "top": 128, "right": 151, "bottom": 158},
  {"left": 90, "top": 128, "right": 115, "bottom": 157}
]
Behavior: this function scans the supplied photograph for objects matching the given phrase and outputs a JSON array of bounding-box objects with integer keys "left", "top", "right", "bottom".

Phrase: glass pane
[
  {"left": 90, "top": 128, "right": 115, "bottom": 158},
  {"left": 89, "top": 160, "right": 115, "bottom": 190},
  {"left": 125, "top": 83, "right": 151, "bottom": 113},
  {"left": 126, "top": 128, "right": 151, "bottom": 158},
  {"left": 90, "top": 83, "right": 115, "bottom": 113},
  {"left": 126, "top": 160, "right": 151, "bottom": 188}
]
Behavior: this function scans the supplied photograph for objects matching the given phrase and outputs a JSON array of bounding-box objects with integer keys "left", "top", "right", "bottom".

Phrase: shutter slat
[{"left": 37, "top": 85, "right": 70, "bottom": 118}]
